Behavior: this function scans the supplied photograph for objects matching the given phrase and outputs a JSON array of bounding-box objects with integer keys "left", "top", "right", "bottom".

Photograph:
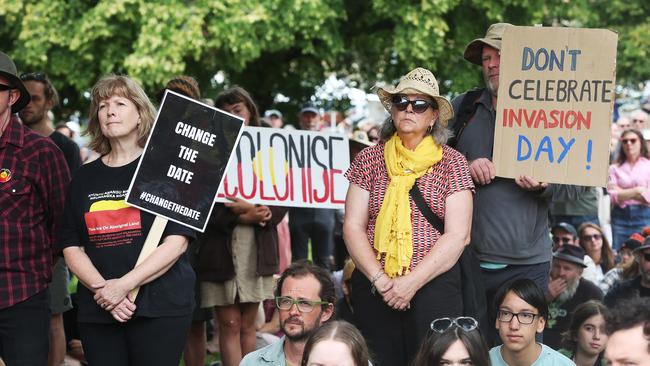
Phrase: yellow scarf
[{"left": 374, "top": 134, "right": 442, "bottom": 277}]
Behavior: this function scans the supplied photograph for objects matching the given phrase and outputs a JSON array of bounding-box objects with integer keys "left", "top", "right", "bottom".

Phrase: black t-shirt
[
  {"left": 545, "top": 278, "right": 604, "bottom": 350},
  {"left": 49, "top": 131, "right": 81, "bottom": 174},
  {"left": 57, "top": 157, "right": 196, "bottom": 323}
]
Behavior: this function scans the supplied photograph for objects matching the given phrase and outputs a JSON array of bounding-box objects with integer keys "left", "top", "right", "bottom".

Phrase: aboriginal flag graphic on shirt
[{"left": 84, "top": 200, "right": 142, "bottom": 248}]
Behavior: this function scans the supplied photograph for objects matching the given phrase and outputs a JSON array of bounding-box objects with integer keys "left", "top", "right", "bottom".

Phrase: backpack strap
[
  {"left": 409, "top": 181, "right": 443, "bottom": 233},
  {"left": 448, "top": 88, "right": 485, "bottom": 148}
]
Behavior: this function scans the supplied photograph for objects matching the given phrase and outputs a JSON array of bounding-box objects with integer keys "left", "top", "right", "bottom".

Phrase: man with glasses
[
  {"left": 241, "top": 260, "right": 335, "bottom": 365},
  {"left": 549, "top": 222, "right": 600, "bottom": 284},
  {"left": 0, "top": 52, "right": 70, "bottom": 365},
  {"left": 448, "top": 23, "right": 586, "bottom": 345},
  {"left": 490, "top": 279, "right": 573, "bottom": 365},
  {"left": 17, "top": 72, "right": 81, "bottom": 366},
  {"left": 604, "top": 237, "right": 650, "bottom": 307},
  {"left": 544, "top": 246, "right": 602, "bottom": 350},
  {"left": 550, "top": 223, "right": 578, "bottom": 252}
]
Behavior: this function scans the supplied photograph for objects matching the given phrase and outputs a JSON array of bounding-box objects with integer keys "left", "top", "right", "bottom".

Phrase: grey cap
[
  {"left": 264, "top": 109, "right": 282, "bottom": 118},
  {"left": 551, "top": 222, "right": 577, "bottom": 238},
  {"left": 300, "top": 106, "right": 319, "bottom": 115}
]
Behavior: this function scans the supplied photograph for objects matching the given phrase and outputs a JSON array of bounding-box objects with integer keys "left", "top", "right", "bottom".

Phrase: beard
[
  {"left": 19, "top": 110, "right": 43, "bottom": 126},
  {"left": 281, "top": 314, "right": 321, "bottom": 342},
  {"left": 483, "top": 74, "right": 499, "bottom": 97},
  {"left": 556, "top": 277, "right": 580, "bottom": 304}
]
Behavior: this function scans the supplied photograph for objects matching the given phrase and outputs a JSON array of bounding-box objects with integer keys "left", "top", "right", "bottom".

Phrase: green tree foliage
[{"left": 1, "top": 0, "right": 648, "bottom": 120}]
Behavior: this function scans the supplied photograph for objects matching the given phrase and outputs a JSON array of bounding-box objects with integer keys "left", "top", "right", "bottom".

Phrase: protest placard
[
  {"left": 493, "top": 26, "right": 617, "bottom": 187},
  {"left": 215, "top": 127, "right": 349, "bottom": 209},
  {"left": 126, "top": 91, "right": 244, "bottom": 232}
]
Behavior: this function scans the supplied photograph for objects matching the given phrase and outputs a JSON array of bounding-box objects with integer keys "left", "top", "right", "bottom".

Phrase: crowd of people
[{"left": 1, "top": 20, "right": 650, "bottom": 366}]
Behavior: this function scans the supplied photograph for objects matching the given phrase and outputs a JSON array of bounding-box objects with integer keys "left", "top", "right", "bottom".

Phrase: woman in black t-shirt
[{"left": 58, "top": 75, "right": 196, "bottom": 366}]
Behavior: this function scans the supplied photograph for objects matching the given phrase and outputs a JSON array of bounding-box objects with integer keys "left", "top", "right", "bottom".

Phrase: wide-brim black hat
[
  {"left": 0, "top": 51, "right": 30, "bottom": 113},
  {"left": 553, "top": 245, "right": 587, "bottom": 268}
]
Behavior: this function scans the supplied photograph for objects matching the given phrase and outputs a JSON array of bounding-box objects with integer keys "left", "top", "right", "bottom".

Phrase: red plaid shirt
[{"left": 0, "top": 116, "right": 70, "bottom": 309}]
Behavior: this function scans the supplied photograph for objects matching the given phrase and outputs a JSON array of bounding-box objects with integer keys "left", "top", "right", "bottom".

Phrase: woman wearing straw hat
[{"left": 343, "top": 67, "right": 474, "bottom": 365}]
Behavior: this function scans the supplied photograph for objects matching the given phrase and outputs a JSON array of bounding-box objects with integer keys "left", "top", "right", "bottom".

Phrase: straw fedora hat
[
  {"left": 463, "top": 23, "right": 513, "bottom": 66},
  {"left": 0, "top": 51, "right": 30, "bottom": 113},
  {"left": 376, "top": 67, "right": 453, "bottom": 127}
]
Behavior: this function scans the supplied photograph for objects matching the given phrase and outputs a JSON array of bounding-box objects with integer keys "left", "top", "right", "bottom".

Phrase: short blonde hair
[{"left": 86, "top": 75, "right": 156, "bottom": 155}]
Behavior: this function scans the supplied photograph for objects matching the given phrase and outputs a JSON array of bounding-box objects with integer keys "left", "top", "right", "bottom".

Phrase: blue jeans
[{"left": 611, "top": 205, "right": 650, "bottom": 251}]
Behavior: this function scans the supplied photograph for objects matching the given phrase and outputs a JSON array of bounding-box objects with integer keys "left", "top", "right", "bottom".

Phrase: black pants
[
  {"left": 0, "top": 289, "right": 50, "bottom": 366},
  {"left": 349, "top": 264, "right": 462, "bottom": 366},
  {"left": 289, "top": 208, "right": 336, "bottom": 269},
  {"left": 79, "top": 314, "right": 192, "bottom": 366}
]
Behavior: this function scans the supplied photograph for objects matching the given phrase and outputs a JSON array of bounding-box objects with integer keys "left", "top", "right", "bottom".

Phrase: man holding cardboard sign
[{"left": 448, "top": 23, "right": 587, "bottom": 344}]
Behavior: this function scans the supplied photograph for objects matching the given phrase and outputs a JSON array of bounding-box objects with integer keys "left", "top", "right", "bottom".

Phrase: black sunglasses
[
  {"left": 552, "top": 236, "right": 572, "bottom": 244},
  {"left": 391, "top": 95, "right": 435, "bottom": 114},
  {"left": 0, "top": 84, "right": 14, "bottom": 91},
  {"left": 642, "top": 253, "right": 650, "bottom": 262}
]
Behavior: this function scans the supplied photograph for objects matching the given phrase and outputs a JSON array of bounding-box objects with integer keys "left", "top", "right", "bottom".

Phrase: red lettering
[
  {"left": 329, "top": 169, "right": 345, "bottom": 204},
  {"left": 313, "top": 169, "right": 330, "bottom": 203},
  {"left": 290, "top": 168, "right": 295, "bottom": 201},
  {"left": 259, "top": 177, "right": 275, "bottom": 201},
  {"left": 238, "top": 164, "right": 256, "bottom": 199},
  {"left": 272, "top": 172, "right": 290, "bottom": 201},
  {"left": 301, "top": 167, "right": 308, "bottom": 202},
  {"left": 222, "top": 174, "right": 238, "bottom": 196},
  {"left": 307, "top": 168, "right": 313, "bottom": 203}
]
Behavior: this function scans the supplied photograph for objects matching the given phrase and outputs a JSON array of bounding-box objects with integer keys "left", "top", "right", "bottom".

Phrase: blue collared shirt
[{"left": 240, "top": 337, "right": 287, "bottom": 366}]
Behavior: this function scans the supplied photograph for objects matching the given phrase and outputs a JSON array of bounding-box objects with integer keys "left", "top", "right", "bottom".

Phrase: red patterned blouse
[{"left": 345, "top": 142, "right": 474, "bottom": 271}]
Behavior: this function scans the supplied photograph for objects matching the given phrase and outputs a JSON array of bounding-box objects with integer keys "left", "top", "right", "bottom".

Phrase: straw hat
[
  {"left": 376, "top": 67, "right": 453, "bottom": 127},
  {"left": 463, "top": 23, "right": 513, "bottom": 66},
  {"left": 0, "top": 51, "right": 30, "bottom": 113}
]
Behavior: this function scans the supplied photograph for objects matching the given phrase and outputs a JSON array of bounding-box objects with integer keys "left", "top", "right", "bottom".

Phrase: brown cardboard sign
[{"left": 493, "top": 26, "right": 617, "bottom": 187}]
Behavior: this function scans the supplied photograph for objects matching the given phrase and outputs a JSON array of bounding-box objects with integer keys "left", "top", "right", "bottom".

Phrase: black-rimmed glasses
[
  {"left": 497, "top": 309, "right": 539, "bottom": 324},
  {"left": 430, "top": 317, "right": 478, "bottom": 333},
  {"left": 275, "top": 296, "right": 329, "bottom": 313},
  {"left": 0, "top": 84, "right": 14, "bottom": 92},
  {"left": 391, "top": 95, "right": 435, "bottom": 114}
]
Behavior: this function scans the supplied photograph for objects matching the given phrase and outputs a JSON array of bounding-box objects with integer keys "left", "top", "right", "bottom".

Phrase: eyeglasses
[
  {"left": 0, "top": 84, "right": 14, "bottom": 91},
  {"left": 497, "top": 309, "right": 539, "bottom": 324},
  {"left": 621, "top": 138, "right": 639, "bottom": 145},
  {"left": 552, "top": 236, "right": 572, "bottom": 244},
  {"left": 275, "top": 296, "right": 329, "bottom": 313},
  {"left": 580, "top": 234, "right": 602, "bottom": 241},
  {"left": 430, "top": 317, "right": 478, "bottom": 333},
  {"left": 391, "top": 95, "right": 435, "bottom": 114}
]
